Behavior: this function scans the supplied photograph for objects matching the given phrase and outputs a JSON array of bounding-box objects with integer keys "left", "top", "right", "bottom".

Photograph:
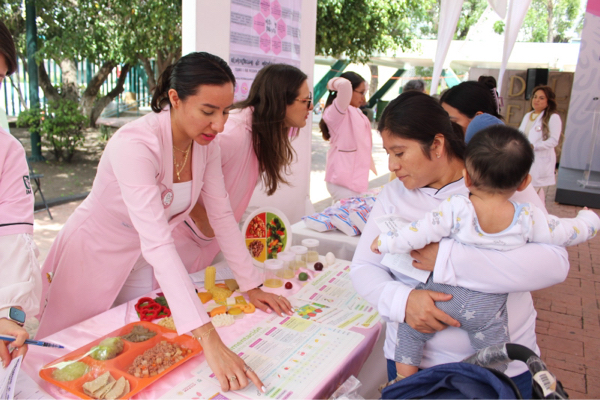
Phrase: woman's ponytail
[{"left": 151, "top": 64, "right": 175, "bottom": 112}]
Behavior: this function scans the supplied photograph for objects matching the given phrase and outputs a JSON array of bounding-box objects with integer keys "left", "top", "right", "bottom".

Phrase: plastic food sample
[
  {"left": 51, "top": 361, "right": 89, "bottom": 382},
  {"left": 90, "top": 337, "right": 124, "bottom": 361},
  {"left": 121, "top": 325, "right": 156, "bottom": 343},
  {"left": 40, "top": 321, "right": 202, "bottom": 399}
]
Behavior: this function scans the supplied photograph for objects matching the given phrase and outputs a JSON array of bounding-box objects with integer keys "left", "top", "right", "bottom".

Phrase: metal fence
[{"left": 1, "top": 58, "right": 153, "bottom": 117}]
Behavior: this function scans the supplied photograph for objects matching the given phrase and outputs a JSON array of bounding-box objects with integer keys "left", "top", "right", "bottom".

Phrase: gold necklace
[
  {"left": 529, "top": 112, "right": 540, "bottom": 121},
  {"left": 173, "top": 142, "right": 192, "bottom": 181},
  {"left": 173, "top": 143, "right": 190, "bottom": 153}
]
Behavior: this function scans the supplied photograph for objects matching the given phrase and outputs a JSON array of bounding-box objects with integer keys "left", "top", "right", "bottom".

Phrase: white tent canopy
[{"left": 430, "top": 0, "right": 532, "bottom": 94}]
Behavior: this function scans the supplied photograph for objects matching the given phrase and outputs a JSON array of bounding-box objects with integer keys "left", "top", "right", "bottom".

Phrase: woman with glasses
[
  {"left": 320, "top": 72, "right": 377, "bottom": 202},
  {"left": 113, "top": 63, "right": 313, "bottom": 297}
]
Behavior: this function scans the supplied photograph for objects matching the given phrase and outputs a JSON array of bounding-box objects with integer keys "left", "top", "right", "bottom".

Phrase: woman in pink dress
[{"left": 38, "top": 52, "right": 291, "bottom": 393}]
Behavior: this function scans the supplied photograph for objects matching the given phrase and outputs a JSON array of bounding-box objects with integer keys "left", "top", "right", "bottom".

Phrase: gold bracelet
[{"left": 195, "top": 326, "right": 216, "bottom": 342}]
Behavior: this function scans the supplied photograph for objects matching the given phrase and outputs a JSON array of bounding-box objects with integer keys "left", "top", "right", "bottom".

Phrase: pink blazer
[
  {"left": 323, "top": 78, "right": 373, "bottom": 194},
  {"left": 0, "top": 128, "right": 34, "bottom": 236},
  {"left": 172, "top": 107, "right": 261, "bottom": 272},
  {"left": 37, "top": 109, "right": 261, "bottom": 339}
]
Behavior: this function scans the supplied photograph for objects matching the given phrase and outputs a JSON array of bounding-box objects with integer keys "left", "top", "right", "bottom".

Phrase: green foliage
[
  {"left": 410, "top": 0, "right": 487, "bottom": 40},
  {"left": 493, "top": 20, "right": 505, "bottom": 35},
  {"left": 521, "top": 0, "right": 581, "bottom": 42},
  {"left": 16, "top": 107, "right": 43, "bottom": 136},
  {"left": 316, "top": 0, "right": 428, "bottom": 63},
  {"left": 42, "top": 100, "right": 88, "bottom": 163}
]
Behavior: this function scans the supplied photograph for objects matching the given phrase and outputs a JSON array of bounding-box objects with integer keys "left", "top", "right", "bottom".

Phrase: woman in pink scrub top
[
  {"left": 320, "top": 72, "right": 376, "bottom": 202},
  {"left": 38, "top": 52, "right": 290, "bottom": 393},
  {"left": 117, "top": 64, "right": 313, "bottom": 282}
]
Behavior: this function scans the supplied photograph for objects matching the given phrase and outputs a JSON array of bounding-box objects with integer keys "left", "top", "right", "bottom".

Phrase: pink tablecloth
[{"left": 21, "top": 262, "right": 382, "bottom": 399}]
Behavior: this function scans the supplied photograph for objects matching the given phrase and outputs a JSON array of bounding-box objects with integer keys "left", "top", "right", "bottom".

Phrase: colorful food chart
[
  {"left": 243, "top": 208, "right": 292, "bottom": 267},
  {"left": 39, "top": 321, "right": 202, "bottom": 399}
]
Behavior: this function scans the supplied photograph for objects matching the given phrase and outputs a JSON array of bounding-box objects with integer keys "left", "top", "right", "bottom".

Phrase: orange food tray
[{"left": 39, "top": 321, "right": 202, "bottom": 399}]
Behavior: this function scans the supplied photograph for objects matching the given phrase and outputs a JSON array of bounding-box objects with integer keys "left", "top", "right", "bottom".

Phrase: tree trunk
[
  {"left": 8, "top": 74, "right": 28, "bottom": 111},
  {"left": 547, "top": 0, "right": 554, "bottom": 43},
  {"left": 80, "top": 60, "right": 117, "bottom": 125},
  {"left": 37, "top": 62, "right": 61, "bottom": 103},
  {"left": 369, "top": 64, "right": 378, "bottom": 98},
  {"left": 89, "top": 63, "right": 132, "bottom": 127},
  {"left": 139, "top": 56, "right": 156, "bottom": 94},
  {"left": 60, "top": 59, "right": 79, "bottom": 101}
]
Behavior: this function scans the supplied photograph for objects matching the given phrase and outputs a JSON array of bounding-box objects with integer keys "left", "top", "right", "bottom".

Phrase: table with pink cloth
[{"left": 21, "top": 260, "right": 383, "bottom": 399}]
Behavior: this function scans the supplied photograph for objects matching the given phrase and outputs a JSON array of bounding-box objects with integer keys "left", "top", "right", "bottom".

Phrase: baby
[{"left": 371, "top": 125, "right": 600, "bottom": 380}]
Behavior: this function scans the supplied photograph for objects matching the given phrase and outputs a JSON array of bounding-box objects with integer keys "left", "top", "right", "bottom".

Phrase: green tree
[
  {"left": 3, "top": 0, "right": 181, "bottom": 127},
  {"left": 494, "top": 0, "right": 581, "bottom": 43},
  {"left": 316, "top": 0, "right": 427, "bottom": 64},
  {"left": 413, "top": 0, "right": 488, "bottom": 40}
]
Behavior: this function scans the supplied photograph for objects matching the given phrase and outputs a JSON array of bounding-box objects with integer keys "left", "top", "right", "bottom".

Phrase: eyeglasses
[
  {"left": 354, "top": 90, "right": 367, "bottom": 97},
  {"left": 295, "top": 92, "right": 313, "bottom": 109}
]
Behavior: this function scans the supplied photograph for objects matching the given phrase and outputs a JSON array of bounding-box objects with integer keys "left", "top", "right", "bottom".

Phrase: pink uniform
[
  {"left": 37, "top": 110, "right": 262, "bottom": 339},
  {"left": 323, "top": 78, "right": 373, "bottom": 194},
  {"left": 0, "top": 128, "right": 41, "bottom": 316},
  {"left": 0, "top": 128, "right": 34, "bottom": 236},
  {"left": 171, "top": 107, "right": 260, "bottom": 272}
]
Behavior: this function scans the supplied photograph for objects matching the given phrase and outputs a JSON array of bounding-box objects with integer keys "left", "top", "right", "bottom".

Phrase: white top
[
  {"left": 378, "top": 194, "right": 599, "bottom": 253},
  {"left": 350, "top": 178, "right": 569, "bottom": 377}
]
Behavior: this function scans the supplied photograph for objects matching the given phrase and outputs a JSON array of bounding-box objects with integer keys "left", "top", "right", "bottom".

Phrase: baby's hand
[{"left": 371, "top": 237, "right": 381, "bottom": 254}]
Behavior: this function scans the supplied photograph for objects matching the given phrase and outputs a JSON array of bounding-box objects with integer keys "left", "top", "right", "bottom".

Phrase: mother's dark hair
[
  {"left": 235, "top": 64, "right": 307, "bottom": 195},
  {"left": 151, "top": 52, "right": 236, "bottom": 112},
  {"left": 378, "top": 91, "right": 466, "bottom": 161},
  {"left": 440, "top": 81, "right": 502, "bottom": 120}
]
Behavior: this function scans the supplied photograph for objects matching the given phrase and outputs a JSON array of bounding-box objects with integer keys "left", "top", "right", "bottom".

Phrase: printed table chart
[{"left": 20, "top": 260, "right": 383, "bottom": 399}]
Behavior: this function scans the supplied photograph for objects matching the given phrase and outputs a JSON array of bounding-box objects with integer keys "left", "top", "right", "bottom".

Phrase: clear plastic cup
[
  {"left": 290, "top": 245, "right": 308, "bottom": 271},
  {"left": 301, "top": 239, "right": 320, "bottom": 263},
  {"left": 276, "top": 251, "right": 296, "bottom": 279},
  {"left": 263, "top": 259, "right": 284, "bottom": 288}
]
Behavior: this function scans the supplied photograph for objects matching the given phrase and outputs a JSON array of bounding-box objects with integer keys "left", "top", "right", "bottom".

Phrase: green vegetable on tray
[
  {"left": 90, "top": 337, "right": 124, "bottom": 361},
  {"left": 52, "top": 361, "right": 89, "bottom": 382}
]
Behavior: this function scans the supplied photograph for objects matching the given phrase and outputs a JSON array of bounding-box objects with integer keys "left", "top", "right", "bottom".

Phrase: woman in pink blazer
[
  {"left": 0, "top": 20, "right": 40, "bottom": 367},
  {"left": 115, "top": 64, "right": 313, "bottom": 283},
  {"left": 320, "top": 72, "right": 376, "bottom": 202},
  {"left": 37, "top": 52, "right": 290, "bottom": 393}
]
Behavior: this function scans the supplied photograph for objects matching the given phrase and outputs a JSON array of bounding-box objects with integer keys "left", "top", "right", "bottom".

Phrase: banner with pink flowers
[{"left": 230, "top": 0, "right": 302, "bottom": 102}]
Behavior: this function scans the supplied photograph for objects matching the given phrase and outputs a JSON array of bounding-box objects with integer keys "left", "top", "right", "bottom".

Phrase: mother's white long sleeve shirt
[{"left": 350, "top": 178, "right": 569, "bottom": 377}]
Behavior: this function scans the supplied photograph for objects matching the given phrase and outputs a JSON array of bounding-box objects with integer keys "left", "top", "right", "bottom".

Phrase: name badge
[{"left": 161, "top": 189, "right": 174, "bottom": 208}]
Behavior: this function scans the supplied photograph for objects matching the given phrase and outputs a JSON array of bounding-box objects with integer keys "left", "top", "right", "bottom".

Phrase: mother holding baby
[{"left": 350, "top": 91, "right": 569, "bottom": 398}]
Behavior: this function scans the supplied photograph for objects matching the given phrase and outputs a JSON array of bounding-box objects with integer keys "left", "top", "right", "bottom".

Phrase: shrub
[
  {"left": 16, "top": 107, "right": 43, "bottom": 136},
  {"left": 43, "top": 99, "right": 88, "bottom": 162}
]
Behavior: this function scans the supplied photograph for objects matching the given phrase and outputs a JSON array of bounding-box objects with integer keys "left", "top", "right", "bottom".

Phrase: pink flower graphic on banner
[
  {"left": 271, "top": 0, "right": 282, "bottom": 19},
  {"left": 253, "top": 13, "right": 266, "bottom": 35},
  {"left": 260, "top": 0, "right": 271, "bottom": 17},
  {"left": 260, "top": 32, "right": 271, "bottom": 53}
]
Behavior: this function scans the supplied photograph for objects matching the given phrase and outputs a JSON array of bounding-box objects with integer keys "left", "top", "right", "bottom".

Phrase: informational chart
[{"left": 229, "top": 0, "right": 302, "bottom": 102}]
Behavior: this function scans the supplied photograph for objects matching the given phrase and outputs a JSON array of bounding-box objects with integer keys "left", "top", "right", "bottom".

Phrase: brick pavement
[{"left": 534, "top": 185, "right": 600, "bottom": 399}]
